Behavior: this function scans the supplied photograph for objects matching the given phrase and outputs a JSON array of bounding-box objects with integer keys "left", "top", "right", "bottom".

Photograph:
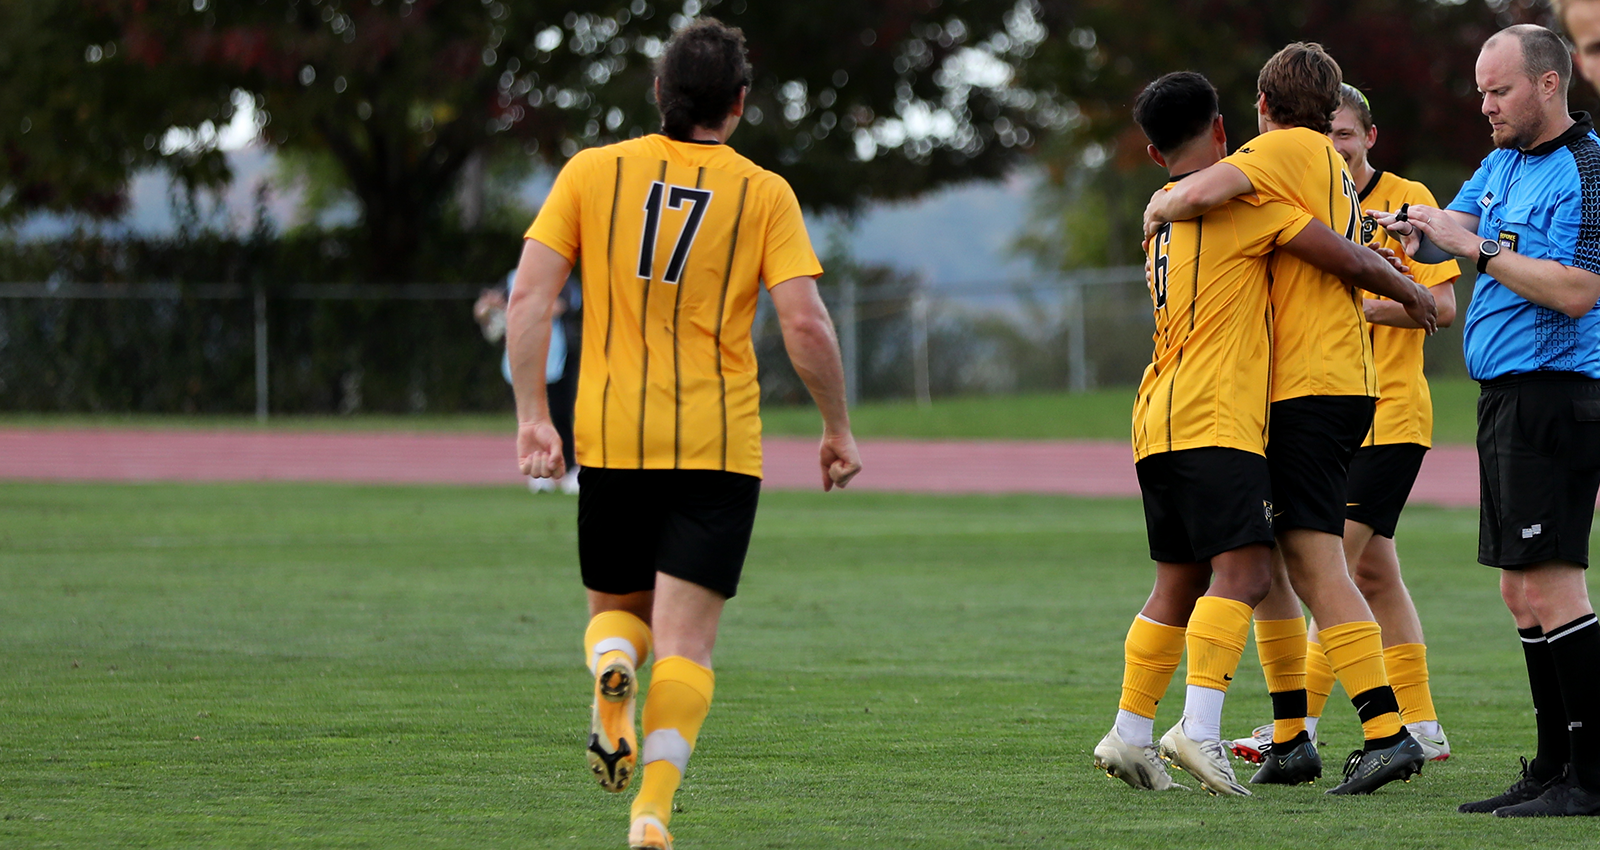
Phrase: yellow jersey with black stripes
[
  {"left": 1356, "top": 170, "right": 1461, "bottom": 447},
  {"left": 526, "top": 134, "right": 823, "bottom": 478},
  {"left": 1132, "top": 186, "right": 1313, "bottom": 461},
  {"left": 1221, "top": 127, "right": 1379, "bottom": 402}
]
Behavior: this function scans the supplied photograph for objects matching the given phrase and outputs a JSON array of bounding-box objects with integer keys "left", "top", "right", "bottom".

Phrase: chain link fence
[{"left": 1, "top": 264, "right": 1470, "bottom": 414}]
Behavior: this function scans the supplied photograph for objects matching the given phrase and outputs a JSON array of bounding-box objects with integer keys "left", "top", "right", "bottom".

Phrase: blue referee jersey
[{"left": 1446, "top": 112, "right": 1600, "bottom": 381}]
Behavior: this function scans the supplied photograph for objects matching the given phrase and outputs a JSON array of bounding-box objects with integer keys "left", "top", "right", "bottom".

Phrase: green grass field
[
  {"left": 1, "top": 481, "right": 1586, "bottom": 848},
  {"left": 0, "top": 376, "right": 1485, "bottom": 443}
]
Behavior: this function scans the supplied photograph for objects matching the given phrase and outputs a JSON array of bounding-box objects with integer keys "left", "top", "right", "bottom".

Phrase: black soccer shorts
[
  {"left": 1266, "top": 395, "right": 1375, "bottom": 536},
  {"left": 1345, "top": 442, "right": 1429, "bottom": 539},
  {"left": 1135, "top": 446, "right": 1276, "bottom": 563},
  {"left": 1477, "top": 372, "right": 1600, "bottom": 569},
  {"left": 577, "top": 467, "right": 761, "bottom": 598}
]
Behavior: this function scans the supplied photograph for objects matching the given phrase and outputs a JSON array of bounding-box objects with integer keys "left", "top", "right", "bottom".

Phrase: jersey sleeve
[
  {"left": 759, "top": 177, "right": 824, "bottom": 287},
  {"left": 1446, "top": 154, "right": 1493, "bottom": 218},
  {"left": 1219, "top": 130, "right": 1314, "bottom": 209},
  {"left": 1402, "top": 182, "right": 1464, "bottom": 287},
  {"left": 525, "top": 151, "right": 591, "bottom": 262},
  {"left": 1546, "top": 178, "right": 1600, "bottom": 275},
  {"left": 1230, "top": 200, "right": 1313, "bottom": 257}
]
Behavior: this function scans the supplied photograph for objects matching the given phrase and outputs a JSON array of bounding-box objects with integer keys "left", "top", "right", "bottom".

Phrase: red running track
[{"left": 0, "top": 428, "right": 1483, "bottom": 507}]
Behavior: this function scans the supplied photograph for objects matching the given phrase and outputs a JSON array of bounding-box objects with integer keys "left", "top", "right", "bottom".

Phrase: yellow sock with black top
[
  {"left": 1383, "top": 643, "right": 1436, "bottom": 725},
  {"left": 1255, "top": 616, "right": 1309, "bottom": 743},
  {"left": 631, "top": 656, "right": 715, "bottom": 827},
  {"left": 1320, "top": 620, "right": 1404, "bottom": 747}
]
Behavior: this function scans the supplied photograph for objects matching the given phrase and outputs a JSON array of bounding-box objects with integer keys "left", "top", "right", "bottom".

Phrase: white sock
[
  {"left": 1306, "top": 716, "right": 1321, "bottom": 739},
  {"left": 1407, "top": 719, "right": 1441, "bottom": 739},
  {"left": 1115, "top": 709, "right": 1155, "bottom": 748},
  {"left": 1181, "top": 686, "right": 1226, "bottom": 741}
]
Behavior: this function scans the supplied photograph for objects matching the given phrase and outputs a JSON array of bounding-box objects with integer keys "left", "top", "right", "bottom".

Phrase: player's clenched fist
[{"left": 517, "top": 419, "right": 566, "bottom": 480}]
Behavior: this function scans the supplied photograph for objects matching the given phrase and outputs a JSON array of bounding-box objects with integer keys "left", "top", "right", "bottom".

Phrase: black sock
[
  {"left": 1521, "top": 625, "right": 1570, "bottom": 782},
  {"left": 1546, "top": 614, "right": 1600, "bottom": 791}
]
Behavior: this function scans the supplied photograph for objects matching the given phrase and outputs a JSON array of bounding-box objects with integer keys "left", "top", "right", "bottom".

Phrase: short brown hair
[
  {"left": 1489, "top": 24, "right": 1572, "bottom": 92},
  {"left": 656, "top": 18, "right": 751, "bottom": 141},
  {"left": 1257, "top": 43, "right": 1343, "bottom": 134}
]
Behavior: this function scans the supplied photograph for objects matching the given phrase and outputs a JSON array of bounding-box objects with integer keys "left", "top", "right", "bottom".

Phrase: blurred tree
[
  {"left": 3, "top": 0, "right": 1066, "bottom": 280},
  {"left": 1014, "top": 0, "right": 1561, "bottom": 275}
]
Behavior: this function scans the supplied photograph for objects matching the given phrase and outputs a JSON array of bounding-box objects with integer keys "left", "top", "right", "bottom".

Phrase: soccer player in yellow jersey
[
  {"left": 1143, "top": 43, "right": 1440, "bottom": 794},
  {"left": 1094, "top": 71, "right": 1435, "bottom": 798},
  {"left": 507, "top": 19, "right": 861, "bottom": 850},
  {"left": 1229, "top": 84, "right": 1462, "bottom": 767}
]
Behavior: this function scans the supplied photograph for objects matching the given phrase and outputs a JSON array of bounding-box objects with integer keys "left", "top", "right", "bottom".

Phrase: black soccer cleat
[
  {"left": 1250, "top": 732, "right": 1323, "bottom": 785},
  {"left": 1459, "top": 757, "right": 1560, "bottom": 813},
  {"left": 1325, "top": 734, "right": 1425, "bottom": 795},
  {"left": 1494, "top": 770, "right": 1600, "bottom": 817}
]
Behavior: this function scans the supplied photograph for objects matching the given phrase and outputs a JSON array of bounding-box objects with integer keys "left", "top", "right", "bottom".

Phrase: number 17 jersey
[
  {"left": 527, "top": 135, "right": 823, "bottom": 478},
  {"left": 1133, "top": 187, "right": 1312, "bottom": 462}
]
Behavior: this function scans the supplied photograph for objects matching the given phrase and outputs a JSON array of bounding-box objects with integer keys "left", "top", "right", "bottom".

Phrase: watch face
[{"left": 1481, "top": 239, "right": 1501, "bottom": 256}]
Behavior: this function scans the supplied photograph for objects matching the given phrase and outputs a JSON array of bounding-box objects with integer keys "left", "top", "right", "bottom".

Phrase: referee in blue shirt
[{"left": 1372, "top": 24, "right": 1600, "bottom": 817}]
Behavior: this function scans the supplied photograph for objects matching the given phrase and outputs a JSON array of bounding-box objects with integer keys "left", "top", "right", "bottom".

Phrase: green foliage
[
  {"left": 7, "top": 0, "right": 1064, "bottom": 279},
  {"left": 1, "top": 482, "right": 1596, "bottom": 848}
]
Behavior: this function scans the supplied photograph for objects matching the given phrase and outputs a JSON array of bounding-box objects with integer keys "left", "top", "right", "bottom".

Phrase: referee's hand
[
  {"left": 819, "top": 430, "right": 862, "bottom": 492},
  {"left": 517, "top": 419, "right": 566, "bottom": 480}
]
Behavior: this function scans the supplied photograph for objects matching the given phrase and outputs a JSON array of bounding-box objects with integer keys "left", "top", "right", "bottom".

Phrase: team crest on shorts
[{"left": 1263, "top": 500, "right": 1274, "bottom": 526}]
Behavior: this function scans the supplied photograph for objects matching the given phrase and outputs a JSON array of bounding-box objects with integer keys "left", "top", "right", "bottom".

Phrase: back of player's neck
[{"left": 1165, "top": 153, "right": 1220, "bottom": 178}]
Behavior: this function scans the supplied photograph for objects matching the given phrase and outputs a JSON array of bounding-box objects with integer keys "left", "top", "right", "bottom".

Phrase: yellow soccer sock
[
  {"left": 1255, "top": 617, "right": 1308, "bottom": 742},
  {"left": 1186, "top": 597, "right": 1254, "bottom": 691},
  {"left": 584, "top": 610, "right": 653, "bottom": 673},
  {"left": 1306, "top": 640, "right": 1335, "bottom": 721},
  {"left": 1320, "top": 621, "right": 1403, "bottom": 744},
  {"left": 631, "top": 656, "right": 716, "bottom": 826},
  {"left": 1383, "top": 643, "right": 1437, "bottom": 725},
  {"left": 1118, "top": 616, "right": 1187, "bottom": 720}
]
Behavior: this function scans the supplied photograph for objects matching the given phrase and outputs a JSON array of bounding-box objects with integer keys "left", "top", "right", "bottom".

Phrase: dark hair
[
  {"left": 656, "top": 18, "right": 751, "bottom": 141},
  {"left": 1493, "top": 24, "right": 1572, "bottom": 92},
  {"left": 1257, "top": 42, "right": 1342, "bottom": 134},
  {"left": 1337, "top": 83, "right": 1373, "bottom": 132},
  {"left": 1133, "top": 72, "right": 1220, "bottom": 155}
]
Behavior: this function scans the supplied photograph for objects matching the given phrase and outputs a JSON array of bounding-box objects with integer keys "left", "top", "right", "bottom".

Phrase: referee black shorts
[
  {"left": 577, "top": 468, "right": 761, "bottom": 599},
  {"left": 1267, "top": 395, "right": 1375, "bottom": 536},
  {"left": 1135, "top": 447, "right": 1276, "bottom": 563},
  {"left": 1346, "top": 443, "right": 1429, "bottom": 539},
  {"left": 1477, "top": 372, "right": 1600, "bottom": 569}
]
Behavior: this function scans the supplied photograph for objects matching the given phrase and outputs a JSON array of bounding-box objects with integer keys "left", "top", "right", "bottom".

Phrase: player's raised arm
[
  {"left": 1278, "top": 220, "right": 1439, "bottom": 333},
  {"left": 507, "top": 237, "right": 574, "bottom": 479},
  {"left": 769, "top": 276, "right": 861, "bottom": 491}
]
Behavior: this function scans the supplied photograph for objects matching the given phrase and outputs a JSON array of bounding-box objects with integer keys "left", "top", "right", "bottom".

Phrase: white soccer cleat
[
  {"left": 1408, "top": 723, "right": 1451, "bottom": 762},
  {"left": 629, "top": 815, "right": 673, "bottom": 850},
  {"left": 1093, "top": 728, "right": 1187, "bottom": 791},
  {"left": 1226, "top": 723, "right": 1274, "bottom": 764},
  {"left": 1160, "top": 719, "right": 1252, "bottom": 797}
]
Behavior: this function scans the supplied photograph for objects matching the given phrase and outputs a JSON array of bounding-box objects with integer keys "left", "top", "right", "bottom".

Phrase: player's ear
[
  {"left": 1256, "top": 92, "right": 1269, "bottom": 116},
  {"left": 1147, "top": 144, "right": 1167, "bottom": 168},
  {"left": 1212, "top": 114, "right": 1227, "bottom": 144},
  {"left": 1366, "top": 122, "right": 1378, "bottom": 148},
  {"left": 730, "top": 86, "right": 746, "bottom": 117}
]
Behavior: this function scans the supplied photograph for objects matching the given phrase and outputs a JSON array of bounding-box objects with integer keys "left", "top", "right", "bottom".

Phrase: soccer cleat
[
  {"left": 1407, "top": 723, "right": 1451, "bottom": 762},
  {"left": 1459, "top": 757, "right": 1561, "bottom": 813},
  {"left": 587, "top": 652, "right": 638, "bottom": 792},
  {"left": 1159, "top": 720, "right": 1252, "bottom": 796},
  {"left": 1325, "top": 734, "right": 1425, "bottom": 795},
  {"left": 1093, "top": 728, "right": 1187, "bottom": 791},
  {"left": 1494, "top": 770, "right": 1600, "bottom": 817},
  {"left": 629, "top": 814, "right": 674, "bottom": 849},
  {"left": 1249, "top": 731, "right": 1322, "bottom": 785},
  {"left": 1227, "top": 723, "right": 1274, "bottom": 764}
]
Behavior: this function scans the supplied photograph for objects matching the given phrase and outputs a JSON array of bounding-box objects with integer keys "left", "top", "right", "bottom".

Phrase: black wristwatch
[{"left": 1477, "top": 238, "right": 1502, "bottom": 274}]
